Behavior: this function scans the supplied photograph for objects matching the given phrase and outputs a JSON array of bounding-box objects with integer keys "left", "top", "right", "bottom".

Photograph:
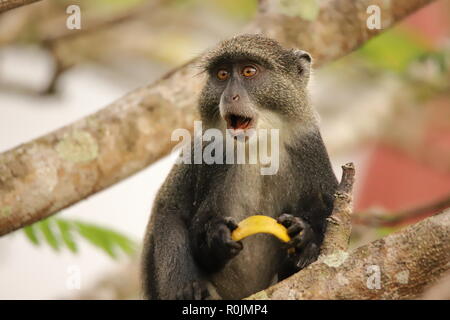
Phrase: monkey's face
[
  {"left": 208, "top": 59, "right": 263, "bottom": 135},
  {"left": 199, "top": 34, "right": 315, "bottom": 134}
]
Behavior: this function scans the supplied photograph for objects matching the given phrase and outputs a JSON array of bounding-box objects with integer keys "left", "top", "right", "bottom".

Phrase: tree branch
[
  {"left": 354, "top": 193, "right": 450, "bottom": 227},
  {"left": 421, "top": 270, "right": 450, "bottom": 300},
  {"left": 320, "top": 163, "right": 355, "bottom": 256},
  {"left": 0, "top": 0, "right": 436, "bottom": 235},
  {"left": 253, "top": 0, "right": 434, "bottom": 66},
  {"left": 0, "top": 0, "right": 41, "bottom": 14}
]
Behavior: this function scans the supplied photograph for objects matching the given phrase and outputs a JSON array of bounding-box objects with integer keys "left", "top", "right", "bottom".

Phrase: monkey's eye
[
  {"left": 217, "top": 69, "right": 230, "bottom": 81},
  {"left": 242, "top": 66, "right": 257, "bottom": 78}
]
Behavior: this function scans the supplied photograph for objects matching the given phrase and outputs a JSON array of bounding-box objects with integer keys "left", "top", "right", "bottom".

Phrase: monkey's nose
[{"left": 232, "top": 94, "right": 240, "bottom": 101}]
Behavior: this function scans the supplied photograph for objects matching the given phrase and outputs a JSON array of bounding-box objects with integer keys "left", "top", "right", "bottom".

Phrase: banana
[{"left": 231, "top": 215, "right": 290, "bottom": 243}]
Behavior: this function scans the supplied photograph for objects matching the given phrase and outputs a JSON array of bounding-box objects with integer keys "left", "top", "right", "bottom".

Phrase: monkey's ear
[
  {"left": 292, "top": 49, "right": 312, "bottom": 64},
  {"left": 291, "top": 49, "right": 312, "bottom": 77}
]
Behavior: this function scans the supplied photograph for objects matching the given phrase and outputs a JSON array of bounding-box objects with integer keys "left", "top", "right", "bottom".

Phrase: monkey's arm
[
  {"left": 142, "top": 164, "right": 209, "bottom": 300},
  {"left": 277, "top": 190, "right": 335, "bottom": 279},
  {"left": 278, "top": 132, "right": 338, "bottom": 278},
  {"left": 190, "top": 212, "right": 243, "bottom": 272}
]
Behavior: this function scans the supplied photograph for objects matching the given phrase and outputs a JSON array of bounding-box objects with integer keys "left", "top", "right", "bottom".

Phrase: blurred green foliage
[
  {"left": 358, "top": 29, "right": 431, "bottom": 73},
  {"left": 375, "top": 227, "right": 397, "bottom": 238},
  {"left": 23, "top": 217, "right": 137, "bottom": 259}
]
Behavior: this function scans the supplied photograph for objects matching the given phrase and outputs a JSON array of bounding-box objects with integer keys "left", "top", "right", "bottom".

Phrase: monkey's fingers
[
  {"left": 225, "top": 240, "right": 243, "bottom": 257},
  {"left": 231, "top": 215, "right": 290, "bottom": 243},
  {"left": 223, "top": 216, "right": 239, "bottom": 231}
]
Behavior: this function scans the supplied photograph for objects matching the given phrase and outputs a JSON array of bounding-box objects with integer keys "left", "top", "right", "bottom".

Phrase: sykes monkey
[{"left": 142, "top": 34, "right": 338, "bottom": 300}]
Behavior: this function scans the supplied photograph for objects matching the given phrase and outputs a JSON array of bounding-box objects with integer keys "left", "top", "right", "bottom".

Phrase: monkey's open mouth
[{"left": 224, "top": 114, "right": 254, "bottom": 130}]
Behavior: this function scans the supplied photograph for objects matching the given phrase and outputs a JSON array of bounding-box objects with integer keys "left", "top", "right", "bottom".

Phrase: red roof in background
[
  {"left": 355, "top": 1, "right": 450, "bottom": 220},
  {"left": 355, "top": 143, "right": 450, "bottom": 214},
  {"left": 404, "top": 0, "right": 450, "bottom": 46}
]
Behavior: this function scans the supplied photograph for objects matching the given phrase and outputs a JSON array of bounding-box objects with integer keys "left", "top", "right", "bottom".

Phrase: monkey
[{"left": 141, "top": 34, "right": 338, "bottom": 300}]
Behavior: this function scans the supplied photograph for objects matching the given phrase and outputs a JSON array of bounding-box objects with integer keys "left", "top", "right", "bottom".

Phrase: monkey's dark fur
[{"left": 142, "top": 34, "right": 338, "bottom": 300}]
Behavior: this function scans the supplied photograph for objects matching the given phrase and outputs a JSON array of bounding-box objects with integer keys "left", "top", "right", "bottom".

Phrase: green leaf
[
  {"left": 376, "top": 227, "right": 396, "bottom": 237},
  {"left": 38, "top": 219, "right": 60, "bottom": 251},
  {"left": 74, "top": 222, "right": 116, "bottom": 258},
  {"left": 359, "top": 30, "right": 430, "bottom": 73},
  {"left": 74, "top": 221, "right": 136, "bottom": 258},
  {"left": 55, "top": 219, "right": 78, "bottom": 253},
  {"left": 103, "top": 229, "right": 136, "bottom": 255},
  {"left": 23, "top": 225, "right": 40, "bottom": 245},
  {"left": 74, "top": 221, "right": 129, "bottom": 259},
  {"left": 22, "top": 217, "right": 136, "bottom": 259}
]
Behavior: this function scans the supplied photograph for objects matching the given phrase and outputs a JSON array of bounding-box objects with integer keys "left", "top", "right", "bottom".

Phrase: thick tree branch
[
  {"left": 254, "top": 0, "right": 434, "bottom": 65},
  {"left": 421, "top": 270, "right": 450, "bottom": 300},
  {"left": 0, "top": 0, "right": 41, "bottom": 14},
  {"left": 0, "top": 0, "right": 436, "bottom": 235}
]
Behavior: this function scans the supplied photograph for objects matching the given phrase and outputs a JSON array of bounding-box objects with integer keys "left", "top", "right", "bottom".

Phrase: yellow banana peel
[{"left": 231, "top": 215, "right": 290, "bottom": 243}]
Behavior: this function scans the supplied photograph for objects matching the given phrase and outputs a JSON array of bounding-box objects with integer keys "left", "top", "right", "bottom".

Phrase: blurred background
[{"left": 0, "top": 0, "right": 449, "bottom": 299}]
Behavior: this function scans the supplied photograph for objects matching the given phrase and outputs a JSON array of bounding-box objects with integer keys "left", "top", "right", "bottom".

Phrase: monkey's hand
[
  {"left": 277, "top": 213, "right": 320, "bottom": 271},
  {"left": 206, "top": 217, "right": 243, "bottom": 264},
  {"left": 176, "top": 280, "right": 210, "bottom": 300}
]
